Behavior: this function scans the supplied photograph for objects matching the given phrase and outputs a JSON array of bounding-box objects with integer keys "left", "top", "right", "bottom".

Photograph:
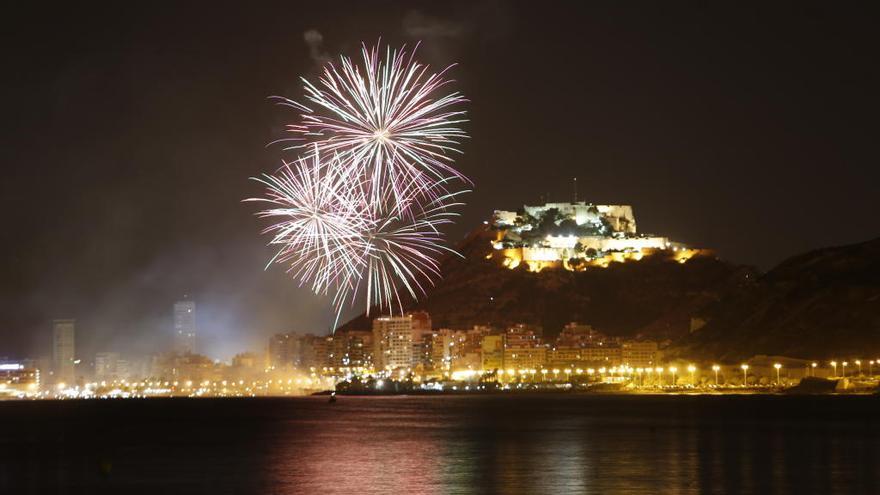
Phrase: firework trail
[{"left": 250, "top": 42, "right": 469, "bottom": 324}]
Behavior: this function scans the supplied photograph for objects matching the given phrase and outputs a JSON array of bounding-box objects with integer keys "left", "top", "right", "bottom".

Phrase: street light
[
  {"left": 687, "top": 365, "right": 696, "bottom": 386},
  {"left": 842, "top": 361, "right": 848, "bottom": 378},
  {"left": 830, "top": 361, "right": 837, "bottom": 377},
  {"left": 712, "top": 365, "right": 720, "bottom": 385},
  {"left": 855, "top": 360, "right": 861, "bottom": 375},
  {"left": 669, "top": 366, "right": 678, "bottom": 386},
  {"left": 773, "top": 363, "right": 782, "bottom": 385},
  {"left": 811, "top": 362, "right": 817, "bottom": 377},
  {"left": 741, "top": 364, "right": 749, "bottom": 386},
  {"left": 870, "top": 360, "right": 875, "bottom": 377}
]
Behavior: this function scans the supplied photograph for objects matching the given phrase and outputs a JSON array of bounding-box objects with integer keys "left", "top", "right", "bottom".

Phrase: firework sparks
[
  {"left": 247, "top": 148, "right": 368, "bottom": 296},
  {"left": 273, "top": 43, "right": 469, "bottom": 215},
  {"left": 250, "top": 42, "right": 470, "bottom": 324}
]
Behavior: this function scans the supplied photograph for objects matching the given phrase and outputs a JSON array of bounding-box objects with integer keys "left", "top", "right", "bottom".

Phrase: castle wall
[
  {"left": 519, "top": 202, "right": 638, "bottom": 234},
  {"left": 545, "top": 235, "right": 670, "bottom": 252}
]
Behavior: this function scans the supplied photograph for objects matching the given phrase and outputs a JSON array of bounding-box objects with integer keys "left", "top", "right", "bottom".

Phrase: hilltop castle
[{"left": 491, "top": 201, "right": 704, "bottom": 271}]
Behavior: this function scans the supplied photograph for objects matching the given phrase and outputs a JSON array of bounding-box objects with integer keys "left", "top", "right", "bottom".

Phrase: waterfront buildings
[{"left": 2, "top": 310, "right": 869, "bottom": 399}]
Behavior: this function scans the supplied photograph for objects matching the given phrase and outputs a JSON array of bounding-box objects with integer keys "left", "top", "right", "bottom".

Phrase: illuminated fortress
[{"left": 490, "top": 202, "right": 705, "bottom": 271}]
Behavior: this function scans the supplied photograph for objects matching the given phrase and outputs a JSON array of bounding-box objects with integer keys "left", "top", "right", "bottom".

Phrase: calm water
[{"left": 1, "top": 394, "right": 879, "bottom": 494}]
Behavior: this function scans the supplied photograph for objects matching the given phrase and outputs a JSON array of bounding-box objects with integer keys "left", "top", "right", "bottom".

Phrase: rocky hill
[
  {"left": 340, "top": 226, "right": 756, "bottom": 341},
  {"left": 672, "top": 237, "right": 880, "bottom": 360}
]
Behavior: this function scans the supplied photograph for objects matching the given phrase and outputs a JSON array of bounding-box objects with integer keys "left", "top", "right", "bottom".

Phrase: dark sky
[{"left": 2, "top": 1, "right": 877, "bottom": 361}]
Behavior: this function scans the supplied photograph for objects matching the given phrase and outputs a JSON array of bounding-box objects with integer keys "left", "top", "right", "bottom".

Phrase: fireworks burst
[
  {"left": 272, "top": 43, "right": 469, "bottom": 215},
  {"left": 246, "top": 147, "right": 368, "bottom": 297},
  {"left": 250, "top": 42, "right": 470, "bottom": 324}
]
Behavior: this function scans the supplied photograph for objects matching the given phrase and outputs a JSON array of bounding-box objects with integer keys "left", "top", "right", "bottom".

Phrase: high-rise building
[
  {"left": 268, "top": 333, "right": 300, "bottom": 369},
  {"left": 52, "top": 319, "right": 76, "bottom": 385},
  {"left": 373, "top": 316, "right": 413, "bottom": 372},
  {"left": 328, "top": 330, "right": 373, "bottom": 370},
  {"left": 408, "top": 311, "right": 432, "bottom": 368},
  {"left": 173, "top": 300, "right": 197, "bottom": 354}
]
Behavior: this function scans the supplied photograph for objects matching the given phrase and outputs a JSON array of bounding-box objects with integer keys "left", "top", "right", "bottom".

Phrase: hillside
[
  {"left": 673, "top": 237, "right": 880, "bottom": 360},
  {"left": 340, "top": 226, "right": 756, "bottom": 341}
]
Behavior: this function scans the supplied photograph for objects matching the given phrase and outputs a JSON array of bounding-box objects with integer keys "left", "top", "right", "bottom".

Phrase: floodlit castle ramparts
[{"left": 491, "top": 202, "right": 703, "bottom": 272}]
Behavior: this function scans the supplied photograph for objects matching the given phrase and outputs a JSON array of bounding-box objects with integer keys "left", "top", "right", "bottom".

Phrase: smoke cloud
[{"left": 303, "top": 29, "right": 331, "bottom": 67}]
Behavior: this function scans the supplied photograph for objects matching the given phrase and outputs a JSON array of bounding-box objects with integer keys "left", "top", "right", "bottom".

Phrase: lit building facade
[
  {"left": 328, "top": 330, "right": 373, "bottom": 370},
  {"left": 481, "top": 334, "right": 505, "bottom": 371},
  {"left": 503, "top": 346, "right": 546, "bottom": 370},
  {"left": 621, "top": 341, "right": 661, "bottom": 367},
  {"left": 373, "top": 316, "right": 413, "bottom": 371},
  {"left": 408, "top": 311, "right": 433, "bottom": 369}
]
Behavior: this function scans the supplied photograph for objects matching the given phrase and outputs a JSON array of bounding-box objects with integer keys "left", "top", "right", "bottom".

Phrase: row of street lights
[
  {"left": 828, "top": 359, "right": 878, "bottom": 377},
  {"left": 460, "top": 359, "right": 879, "bottom": 387}
]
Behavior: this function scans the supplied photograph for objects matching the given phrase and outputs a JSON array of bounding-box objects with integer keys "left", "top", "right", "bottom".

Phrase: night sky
[{"left": 2, "top": 2, "right": 877, "bottom": 360}]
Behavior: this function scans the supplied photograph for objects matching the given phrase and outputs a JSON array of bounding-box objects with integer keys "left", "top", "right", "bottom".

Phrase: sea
[{"left": 1, "top": 394, "right": 878, "bottom": 494}]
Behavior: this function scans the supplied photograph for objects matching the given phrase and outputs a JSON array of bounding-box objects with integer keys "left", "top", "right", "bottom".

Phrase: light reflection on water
[
  {"left": 1, "top": 395, "right": 878, "bottom": 494},
  {"left": 264, "top": 395, "right": 879, "bottom": 494}
]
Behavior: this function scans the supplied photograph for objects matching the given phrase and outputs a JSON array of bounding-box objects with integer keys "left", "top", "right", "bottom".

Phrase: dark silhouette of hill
[
  {"left": 673, "top": 237, "right": 880, "bottom": 360},
  {"left": 339, "top": 226, "right": 756, "bottom": 341}
]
